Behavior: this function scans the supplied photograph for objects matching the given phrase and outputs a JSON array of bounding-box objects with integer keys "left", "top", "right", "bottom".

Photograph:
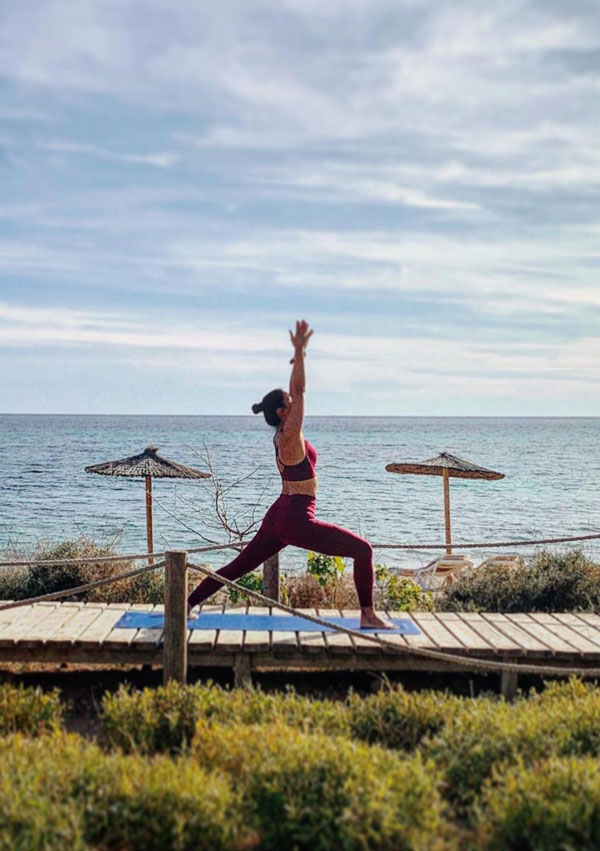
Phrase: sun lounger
[
  {"left": 476, "top": 554, "right": 524, "bottom": 571},
  {"left": 398, "top": 555, "right": 474, "bottom": 590}
]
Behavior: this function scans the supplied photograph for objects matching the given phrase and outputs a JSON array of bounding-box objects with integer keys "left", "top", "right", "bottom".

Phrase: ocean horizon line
[{"left": 2, "top": 413, "right": 599, "bottom": 420}]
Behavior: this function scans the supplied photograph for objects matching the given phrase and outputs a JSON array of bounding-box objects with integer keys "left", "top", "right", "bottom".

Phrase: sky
[{"left": 1, "top": 0, "right": 599, "bottom": 416}]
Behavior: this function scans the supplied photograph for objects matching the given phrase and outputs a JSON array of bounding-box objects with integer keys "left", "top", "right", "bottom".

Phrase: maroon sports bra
[{"left": 274, "top": 436, "right": 317, "bottom": 481}]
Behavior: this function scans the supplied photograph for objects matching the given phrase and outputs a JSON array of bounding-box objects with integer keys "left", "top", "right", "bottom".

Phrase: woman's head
[{"left": 252, "top": 388, "right": 291, "bottom": 427}]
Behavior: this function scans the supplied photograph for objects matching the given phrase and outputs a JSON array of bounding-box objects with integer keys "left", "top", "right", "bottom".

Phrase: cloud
[
  {"left": 37, "top": 139, "right": 179, "bottom": 168},
  {"left": 1, "top": 0, "right": 599, "bottom": 413},
  {"left": 2, "top": 302, "right": 598, "bottom": 389}
]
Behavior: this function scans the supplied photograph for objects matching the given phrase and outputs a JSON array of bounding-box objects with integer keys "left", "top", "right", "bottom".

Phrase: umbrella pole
[
  {"left": 442, "top": 468, "right": 452, "bottom": 555},
  {"left": 145, "top": 476, "right": 154, "bottom": 565}
]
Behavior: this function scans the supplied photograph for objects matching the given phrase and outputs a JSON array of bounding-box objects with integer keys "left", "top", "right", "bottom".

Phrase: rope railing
[
  {"left": 2, "top": 547, "right": 600, "bottom": 678},
  {"left": 0, "top": 532, "right": 598, "bottom": 569},
  {"left": 372, "top": 532, "right": 600, "bottom": 550},
  {"left": 0, "top": 561, "right": 165, "bottom": 612},
  {"left": 187, "top": 560, "right": 600, "bottom": 678},
  {"left": 0, "top": 542, "right": 242, "bottom": 569}
]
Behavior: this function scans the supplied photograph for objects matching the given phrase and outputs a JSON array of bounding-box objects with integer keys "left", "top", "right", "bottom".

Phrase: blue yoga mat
[{"left": 115, "top": 611, "right": 420, "bottom": 635}]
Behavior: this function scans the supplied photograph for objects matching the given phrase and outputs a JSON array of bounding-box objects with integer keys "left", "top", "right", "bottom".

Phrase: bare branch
[{"left": 184, "top": 443, "right": 265, "bottom": 545}]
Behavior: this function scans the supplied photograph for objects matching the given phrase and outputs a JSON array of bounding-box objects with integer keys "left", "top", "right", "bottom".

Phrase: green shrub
[
  {"left": 347, "top": 683, "right": 459, "bottom": 751},
  {"left": 191, "top": 720, "right": 450, "bottom": 850},
  {"left": 375, "top": 564, "right": 434, "bottom": 611},
  {"left": 101, "top": 680, "right": 226, "bottom": 753},
  {"left": 0, "top": 735, "right": 86, "bottom": 850},
  {"left": 102, "top": 680, "right": 470, "bottom": 756},
  {"left": 101, "top": 680, "right": 349, "bottom": 754},
  {"left": 423, "top": 697, "right": 538, "bottom": 807},
  {"left": 227, "top": 568, "right": 262, "bottom": 604},
  {"left": 424, "top": 679, "right": 600, "bottom": 810},
  {"left": 527, "top": 678, "right": 600, "bottom": 755},
  {"left": 0, "top": 725, "right": 450, "bottom": 851},
  {"left": 306, "top": 551, "right": 347, "bottom": 607},
  {"left": 475, "top": 756, "right": 600, "bottom": 850},
  {"left": 0, "top": 732, "right": 246, "bottom": 851},
  {"left": 307, "top": 551, "right": 345, "bottom": 586},
  {"left": 0, "top": 683, "right": 64, "bottom": 735},
  {"left": 437, "top": 548, "right": 600, "bottom": 613},
  {"left": 74, "top": 748, "right": 244, "bottom": 850}
]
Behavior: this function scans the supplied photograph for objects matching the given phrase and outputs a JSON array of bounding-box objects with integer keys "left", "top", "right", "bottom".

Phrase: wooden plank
[
  {"left": 19, "top": 602, "right": 82, "bottom": 647},
  {"left": 0, "top": 602, "right": 57, "bottom": 647},
  {"left": 506, "top": 613, "right": 577, "bottom": 658},
  {"left": 188, "top": 604, "right": 221, "bottom": 652},
  {"left": 341, "top": 609, "right": 380, "bottom": 655},
  {"left": 569, "top": 613, "right": 600, "bottom": 650},
  {"left": 554, "top": 612, "right": 600, "bottom": 641},
  {"left": 574, "top": 613, "right": 600, "bottom": 632},
  {"left": 0, "top": 602, "right": 33, "bottom": 632},
  {"left": 128, "top": 603, "right": 166, "bottom": 652},
  {"left": 318, "top": 608, "right": 353, "bottom": 655},
  {"left": 75, "top": 603, "right": 130, "bottom": 649},
  {"left": 101, "top": 603, "right": 133, "bottom": 649},
  {"left": 435, "top": 612, "right": 496, "bottom": 656},
  {"left": 269, "top": 609, "right": 298, "bottom": 653},
  {"left": 49, "top": 603, "right": 106, "bottom": 648},
  {"left": 214, "top": 607, "right": 245, "bottom": 653},
  {"left": 410, "top": 611, "right": 467, "bottom": 653},
  {"left": 456, "top": 612, "right": 521, "bottom": 655},
  {"left": 482, "top": 613, "right": 550, "bottom": 657},
  {"left": 243, "top": 605, "right": 271, "bottom": 653},
  {"left": 103, "top": 603, "right": 155, "bottom": 650},
  {"left": 387, "top": 611, "right": 438, "bottom": 653},
  {"left": 530, "top": 613, "right": 600, "bottom": 657},
  {"left": 296, "top": 608, "right": 327, "bottom": 655},
  {"left": 374, "top": 610, "right": 410, "bottom": 657}
]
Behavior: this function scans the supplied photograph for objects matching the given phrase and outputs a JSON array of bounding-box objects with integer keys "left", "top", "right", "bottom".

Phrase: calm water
[{"left": 1, "top": 415, "right": 599, "bottom": 570}]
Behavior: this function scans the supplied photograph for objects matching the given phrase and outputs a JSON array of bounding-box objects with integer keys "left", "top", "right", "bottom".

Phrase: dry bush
[
  {"left": 281, "top": 570, "right": 428, "bottom": 611},
  {"left": 0, "top": 537, "right": 164, "bottom": 605},
  {"left": 437, "top": 548, "right": 600, "bottom": 613},
  {"left": 282, "top": 572, "right": 359, "bottom": 609}
]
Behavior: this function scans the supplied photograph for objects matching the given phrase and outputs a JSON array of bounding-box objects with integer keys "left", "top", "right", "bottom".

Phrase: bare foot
[{"left": 360, "top": 608, "right": 396, "bottom": 629}]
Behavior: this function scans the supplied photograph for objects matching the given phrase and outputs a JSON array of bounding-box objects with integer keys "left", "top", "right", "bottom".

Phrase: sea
[{"left": 1, "top": 415, "right": 599, "bottom": 571}]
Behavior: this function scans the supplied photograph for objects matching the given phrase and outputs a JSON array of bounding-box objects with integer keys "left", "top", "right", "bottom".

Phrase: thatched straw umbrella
[
  {"left": 386, "top": 452, "right": 504, "bottom": 555},
  {"left": 85, "top": 446, "right": 210, "bottom": 563}
]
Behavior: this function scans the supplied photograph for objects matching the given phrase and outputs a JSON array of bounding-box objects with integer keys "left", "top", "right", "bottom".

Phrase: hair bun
[{"left": 251, "top": 402, "right": 263, "bottom": 414}]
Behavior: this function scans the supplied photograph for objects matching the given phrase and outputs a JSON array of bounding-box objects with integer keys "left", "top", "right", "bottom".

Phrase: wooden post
[
  {"left": 442, "top": 468, "right": 452, "bottom": 555},
  {"left": 263, "top": 552, "right": 280, "bottom": 602},
  {"left": 164, "top": 550, "right": 188, "bottom": 684},
  {"left": 234, "top": 654, "right": 252, "bottom": 688},
  {"left": 501, "top": 668, "right": 518, "bottom": 701},
  {"left": 145, "top": 476, "right": 154, "bottom": 565}
]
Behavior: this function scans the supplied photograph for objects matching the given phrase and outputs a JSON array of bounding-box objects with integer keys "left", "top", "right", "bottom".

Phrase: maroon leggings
[{"left": 188, "top": 494, "right": 374, "bottom": 608}]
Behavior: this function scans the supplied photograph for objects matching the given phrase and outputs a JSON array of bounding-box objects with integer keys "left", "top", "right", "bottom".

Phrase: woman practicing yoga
[{"left": 187, "top": 320, "right": 393, "bottom": 629}]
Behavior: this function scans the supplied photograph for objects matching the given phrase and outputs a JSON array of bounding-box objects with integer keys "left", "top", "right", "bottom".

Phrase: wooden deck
[{"left": 2, "top": 601, "right": 600, "bottom": 692}]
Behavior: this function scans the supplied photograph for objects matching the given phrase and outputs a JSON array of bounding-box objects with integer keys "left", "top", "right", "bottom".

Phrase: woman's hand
[{"left": 289, "top": 319, "right": 313, "bottom": 363}]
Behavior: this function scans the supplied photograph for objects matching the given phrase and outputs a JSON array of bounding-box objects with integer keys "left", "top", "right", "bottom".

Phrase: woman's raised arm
[
  {"left": 279, "top": 320, "right": 313, "bottom": 455},
  {"left": 288, "top": 319, "right": 312, "bottom": 395}
]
